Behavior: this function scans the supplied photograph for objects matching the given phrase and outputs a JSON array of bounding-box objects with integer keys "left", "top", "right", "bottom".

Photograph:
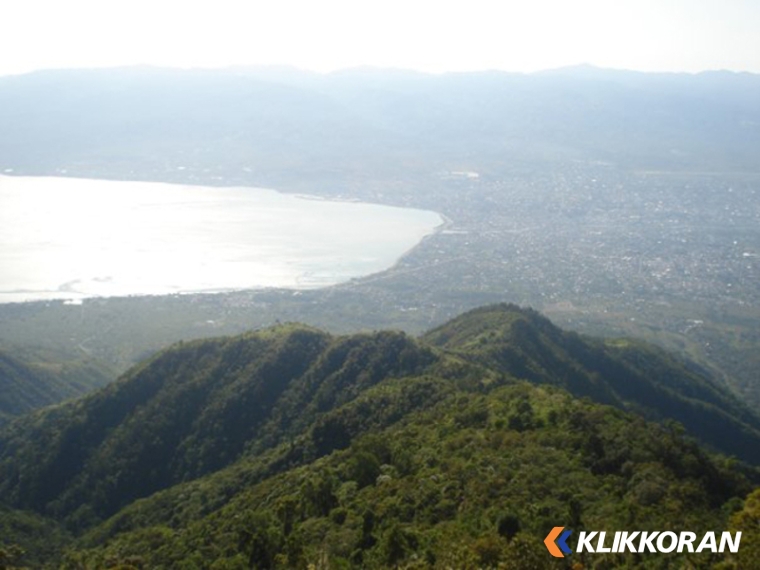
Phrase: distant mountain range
[
  {"left": 0, "top": 65, "right": 759, "bottom": 185},
  {"left": 0, "top": 304, "right": 757, "bottom": 566}
]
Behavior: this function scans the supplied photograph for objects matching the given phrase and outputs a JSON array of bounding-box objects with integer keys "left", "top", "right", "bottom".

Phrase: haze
[{"left": 2, "top": 0, "right": 760, "bottom": 76}]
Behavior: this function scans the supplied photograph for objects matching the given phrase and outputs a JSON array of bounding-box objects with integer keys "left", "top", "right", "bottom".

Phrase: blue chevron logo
[{"left": 545, "top": 526, "right": 574, "bottom": 557}]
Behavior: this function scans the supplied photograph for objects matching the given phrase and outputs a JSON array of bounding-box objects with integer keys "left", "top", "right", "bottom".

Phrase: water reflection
[{"left": 0, "top": 176, "right": 442, "bottom": 303}]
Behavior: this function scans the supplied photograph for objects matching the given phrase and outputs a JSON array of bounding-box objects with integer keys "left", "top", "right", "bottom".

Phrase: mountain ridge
[
  {"left": 1, "top": 65, "right": 759, "bottom": 179},
  {"left": 424, "top": 304, "right": 760, "bottom": 462},
  {"left": 0, "top": 304, "right": 758, "bottom": 567},
  {"left": 0, "top": 306, "right": 757, "bottom": 520}
]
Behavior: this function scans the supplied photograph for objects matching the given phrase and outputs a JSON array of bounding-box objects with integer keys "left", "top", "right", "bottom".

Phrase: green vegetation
[
  {"left": 0, "top": 505, "right": 70, "bottom": 568},
  {"left": 0, "top": 304, "right": 757, "bottom": 567},
  {"left": 424, "top": 305, "right": 760, "bottom": 464},
  {"left": 0, "top": 326, "right": 438, "bottom": 526},
  {"left": 0, "top": 347, "right": 111, "bottom": 425},
  {"left": 69, "top": 385, "right": 753, "bottom": 569},
  {"left": 719, "top": 488, "right": 760, "bottom": 569}
]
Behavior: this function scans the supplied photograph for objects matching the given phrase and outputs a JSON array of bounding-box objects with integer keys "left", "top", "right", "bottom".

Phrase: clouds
[{"left": 2, "top": 0, "right": 758, "bottom": 75}]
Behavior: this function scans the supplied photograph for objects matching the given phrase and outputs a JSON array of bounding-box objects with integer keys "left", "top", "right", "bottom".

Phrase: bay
[{"left": 0, "top": 176, "right": 442, "bottom": 303}]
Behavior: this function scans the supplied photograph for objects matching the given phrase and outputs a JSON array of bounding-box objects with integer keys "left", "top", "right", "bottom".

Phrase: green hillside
[
  {"left": 0, "top": 305, "right": 757, "bottom": 567},
  {"left": 424, "top": 305, "right": 760, "bottom": 464},
  {"left": 0, "top": 348, "right": 111, "bottom": 425},
  {"left": 0, "top": 506, "right": 70, "bottom": 568},
  {"left": 69, "top": 384, "right": 752, "bottom": 569},
  {"left": 0, "top": 325, "right": 440, "bottom": 527}
]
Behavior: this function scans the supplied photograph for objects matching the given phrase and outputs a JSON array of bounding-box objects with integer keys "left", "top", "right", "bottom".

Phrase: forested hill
[
  {"left": 423, "top": 304, "right": 760, "bottom": 463},
  {"left": 0, "top": 305, "right": 758, "bottom": 567},
  {"left": 0, "top": 348, "right": 110, "bottom": 425},
  {"left": 0, "top": 325, "right": 441, "bottom": 525}
]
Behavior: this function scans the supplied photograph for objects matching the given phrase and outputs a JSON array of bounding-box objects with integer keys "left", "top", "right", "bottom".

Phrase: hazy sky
[{"left": 2, "top": 0, "right": 759, "bottom": 76}]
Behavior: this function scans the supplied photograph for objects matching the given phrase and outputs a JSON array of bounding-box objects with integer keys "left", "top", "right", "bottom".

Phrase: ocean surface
[{"left": 0, "top": 176, "right": 442, "bottom": 303}]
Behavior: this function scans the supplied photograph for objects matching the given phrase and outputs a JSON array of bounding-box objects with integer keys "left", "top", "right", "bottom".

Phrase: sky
[{"left": 1, "top": 0, "right": 759, "bottom": 77}]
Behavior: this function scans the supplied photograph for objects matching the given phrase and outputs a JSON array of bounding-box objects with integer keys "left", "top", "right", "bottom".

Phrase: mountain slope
[
  {"left": 71, "top": 384, "right": 753, "bottom": 569},
  {"left": 0, "top": 505, "right": 70, "bottom": 568},
  {"left": 0, "top": 348, "right": 110, "bottom": 424},
  {"left": 0, "top": 325, "right": 439, "bottom": 527},
  {"left": 0, "top": 305, "right": 758, "bottom": 567},
  {"left": 423, "top": 304, "right": 760, "bottom": 463}
]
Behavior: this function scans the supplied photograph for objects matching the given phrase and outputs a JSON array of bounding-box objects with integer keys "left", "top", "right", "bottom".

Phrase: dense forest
[
  {"left": 0, "top": 348, "right": 111, "bottom": 425},
  {"left": 0, "top": 304, "right": 757, "bottom": 568}
]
